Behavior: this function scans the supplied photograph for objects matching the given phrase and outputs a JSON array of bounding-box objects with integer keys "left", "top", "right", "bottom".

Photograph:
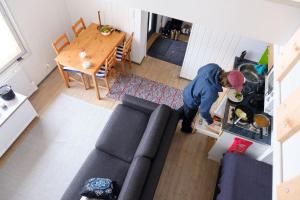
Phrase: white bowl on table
[{"left": 82, "top": 61, "right": 92, "bottom": 69}]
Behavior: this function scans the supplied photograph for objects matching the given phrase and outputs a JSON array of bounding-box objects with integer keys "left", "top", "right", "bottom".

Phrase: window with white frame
[{"left": 0, "top": 1, "right": 26, "bottom": 73}]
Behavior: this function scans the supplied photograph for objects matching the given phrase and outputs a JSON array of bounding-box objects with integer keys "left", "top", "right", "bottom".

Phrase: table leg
[
  {"left": 80, "top": 74, "right": 88, "bottom": 90},
  {"left": 128, "top": 52, "right": 132, "bottom": 69},
  {"left": 92, "top": 73, "right": 100, "bottom": 100},
  {"left": 85, "top": 74, "right": 90, "bottom": 89},
  {"left": 56, "top": 61, "right": 69, "bottom": 88},
  {"left": 121, "top": 60, "right": 125, "bottom": 74}
]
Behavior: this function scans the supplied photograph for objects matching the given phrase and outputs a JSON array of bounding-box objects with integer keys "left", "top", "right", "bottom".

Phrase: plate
[
  {"left": 101, "top": 31, "right": 111, "bottom": 36},
  {"left": 227, "top": 89, "right": 243, "bottom": 103}
]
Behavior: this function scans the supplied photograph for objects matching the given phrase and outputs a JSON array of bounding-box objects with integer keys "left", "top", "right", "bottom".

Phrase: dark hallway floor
[{"left": 147, "top": 37, "right": 188, "bottom": 66}]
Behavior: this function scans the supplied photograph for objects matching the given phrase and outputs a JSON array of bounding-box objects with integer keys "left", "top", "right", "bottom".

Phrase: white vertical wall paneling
[
  {"left": 206, "top": 31, "right": 225, "bottom": 64},
  {"left": 216, "top": 33, "right": 233, "bottom": 65},
  {"left": 203, "top": 30, "right": 219, "bottom": 65},
  {"left": 181, "top": 24, "right": 197, "bottom": 78},
  {"left": 182, "top": 24, "right": 205, "bottom": 78},
  {"left": 180, "top": 24, "right": 267, "bottom": 80},
  {"left": 221, "top": 34, "right": 241, "bottom": 68}
]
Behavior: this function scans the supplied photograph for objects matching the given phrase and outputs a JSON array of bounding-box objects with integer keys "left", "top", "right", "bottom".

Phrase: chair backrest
[
  {"left": 123, "top": 32, "right": 134, "bottom": 55},
  {"left": 52, "top": 33, "right": 70, "bottom": 55},
  {"left": 104, "top": 47, "right": 117, "bottom": 73},
  {"left": 72, "top": 17, "right": 86, "bottom": 37}
]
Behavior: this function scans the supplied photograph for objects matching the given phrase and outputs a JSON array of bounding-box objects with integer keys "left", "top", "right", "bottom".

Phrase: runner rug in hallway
[{"left": 107, "top": 74, "right": 183, "bottom": 109}]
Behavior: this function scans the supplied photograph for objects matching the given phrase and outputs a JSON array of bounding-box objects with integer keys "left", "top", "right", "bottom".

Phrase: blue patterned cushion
[
  {"left": 80, "top": 178, "right": 118, "bottom": 199},
  {"left": 116, "top": 46, "right": 123, "bottom": 61}
]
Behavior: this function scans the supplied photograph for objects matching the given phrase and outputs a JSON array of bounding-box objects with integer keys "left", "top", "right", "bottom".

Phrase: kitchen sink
[{"left": 238, "top": 63, "right": 262, "bottom": 83}]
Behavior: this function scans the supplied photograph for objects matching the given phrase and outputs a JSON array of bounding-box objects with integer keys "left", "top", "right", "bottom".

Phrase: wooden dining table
[{"left": 55, "top": 23, "right": 126, "bottom": 100}]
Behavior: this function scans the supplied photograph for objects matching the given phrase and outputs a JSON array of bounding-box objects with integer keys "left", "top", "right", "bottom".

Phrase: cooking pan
[
  {"left": 234, "top": 105, "right": 254, "bottom": 124},
  {"left": 253, "top": 114, "right": 270, "bottom": 129},
  {"left": 253, "top": 114, "right": 270, "bottom": 139}
]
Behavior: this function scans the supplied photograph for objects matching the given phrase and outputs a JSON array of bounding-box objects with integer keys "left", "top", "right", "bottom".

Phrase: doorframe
[{"left": 147, "top": 12, "right": 157, "bottom": 40}]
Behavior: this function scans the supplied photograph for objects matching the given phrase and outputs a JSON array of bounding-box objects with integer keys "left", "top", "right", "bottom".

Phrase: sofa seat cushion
[
  {"left": 118, "top": 157, "right": 151, "bottom": 200},
  {"left": 96, "top": 105, "right": 149, "bottom": 162},
  {"left": 61, "top": 149, "right": 130, "bottom": 200},
  {"left": 134, "top": 105, "right": 171, "bottom": 159},
  {"left": 217, "top": 153, "right": 272, "bottom": 200}
]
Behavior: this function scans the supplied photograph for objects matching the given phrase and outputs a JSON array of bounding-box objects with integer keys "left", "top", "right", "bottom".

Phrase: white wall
[
  {"left": 277, "top": 60, "right": 300, "bottom": 181},
  {"left": 0, "top": 0, "right": 72, "bottom": 87},
  {"left": 114, "top": 0, "right": 300, "bottom": 45},
  {"left": 64, "top": 0, "right": 147, "bottom": 64},
  {"left": 181, "top": 23, "right": 267, "bottom": 80},
  {"left": 273, "top": 46, "right": 300, "bottom": 198}
]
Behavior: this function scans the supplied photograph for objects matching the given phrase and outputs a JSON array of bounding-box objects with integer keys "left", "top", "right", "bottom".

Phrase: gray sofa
[{"left": 61, "top": 95, "right": 180, "bottom": 200}]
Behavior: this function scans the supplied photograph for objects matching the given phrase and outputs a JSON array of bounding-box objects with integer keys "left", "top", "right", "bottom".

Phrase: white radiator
[
  {"left": 0, "top": 67, "right": 38, "bottom": 97},
  {"left": 180, "top": 24, "right": 267, "bottom": 80}
]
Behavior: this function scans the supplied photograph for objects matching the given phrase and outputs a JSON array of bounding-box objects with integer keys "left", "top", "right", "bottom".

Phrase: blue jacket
[{"left": 183, "top": 63, "right": 223, "bottom": 124}]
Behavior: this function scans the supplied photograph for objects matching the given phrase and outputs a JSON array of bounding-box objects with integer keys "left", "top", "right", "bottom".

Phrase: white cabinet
[
  {"left": 208, "top": 131, "right": 271, "bottom": 162},
  {"left": 0, "top": 93, "right": 37, "bottom": 157}
]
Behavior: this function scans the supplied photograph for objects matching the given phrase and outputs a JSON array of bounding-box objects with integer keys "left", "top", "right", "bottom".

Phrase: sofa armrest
[{"left": 122, "top": 95, "right": 158, "bottom": 115}]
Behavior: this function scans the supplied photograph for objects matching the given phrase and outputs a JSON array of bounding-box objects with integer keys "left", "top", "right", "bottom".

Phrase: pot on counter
[
  {"left": 238, "top": 63, "right": 265, "bottom": 93},
  {"left": 234, "top": 105, "right": 254, "bottom": 125},
  {"left": 249, "top": 93, "right": 264, "bottom": 111},
  {"left": 253, "top": 114, "right": 270, "bottom": 139},
  {"left": 0, "top": 85, "right": 15, "bottom": 101},
  {"left": 253, "top": 114, "right": 270, "bottom": 129}
]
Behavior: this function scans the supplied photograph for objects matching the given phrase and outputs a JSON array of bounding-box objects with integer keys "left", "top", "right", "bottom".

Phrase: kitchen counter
[
  {"left": 222, "top": 101, "right": 272, "bottom": 145},
  {"left": 221, "top": 57, "right": 272, "bottom": 145}
]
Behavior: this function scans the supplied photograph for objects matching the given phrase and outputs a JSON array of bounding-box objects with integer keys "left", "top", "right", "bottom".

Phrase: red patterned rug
[{"left": 107, "top": 74, "right": 183, "bottom": 109}]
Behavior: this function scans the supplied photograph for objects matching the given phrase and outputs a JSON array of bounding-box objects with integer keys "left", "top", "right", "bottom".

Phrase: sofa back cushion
[
  {"left": 96, "top": 105, "right": 149, "bottom": 162},
  {"left": 134, "top": 104, "right": 171, "bottom": 159},
  {"left": 117, "top": 157, "right": 151, "bottom": 200},
  {"left": 122, "top": 94, "right": 158, "bottom": 115}
]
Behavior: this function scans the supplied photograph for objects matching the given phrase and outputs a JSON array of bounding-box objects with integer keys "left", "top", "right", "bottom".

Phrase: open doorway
[{"left": 146, "top": 12, "right": 192, "bottom": 66}]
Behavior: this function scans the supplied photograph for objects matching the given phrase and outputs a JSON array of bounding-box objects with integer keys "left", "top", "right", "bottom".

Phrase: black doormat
[{"left": 147, "top": 37, "right": 187, "bottom": 66}]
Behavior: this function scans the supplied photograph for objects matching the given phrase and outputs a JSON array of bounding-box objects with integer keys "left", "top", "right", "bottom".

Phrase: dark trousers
[{"left": 178, "top": 104, "right": 198, "bottom": 133}]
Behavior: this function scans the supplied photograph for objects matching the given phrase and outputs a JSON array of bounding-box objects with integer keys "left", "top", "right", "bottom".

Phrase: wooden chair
[
  {"left": 72, "top": 17, "right": 86, "bottom": 37},
  {"left": 52, "top": 33, "right": 88, "bottom": 89},
  {"left": 95, "top": 47, "right": 117, "bottom": 92},
  {"left": 116, "top": 32, "right": 134, "bottom": 73}
]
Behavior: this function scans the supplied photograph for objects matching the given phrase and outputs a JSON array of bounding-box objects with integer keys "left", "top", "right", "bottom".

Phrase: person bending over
[{"left": 180, "top": 63, "right": 244, "bottom": 133}]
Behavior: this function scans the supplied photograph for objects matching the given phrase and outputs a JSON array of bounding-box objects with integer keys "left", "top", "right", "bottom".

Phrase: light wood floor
[{"left": 3, "top": 56, "right": 219, "bottom": 200}]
